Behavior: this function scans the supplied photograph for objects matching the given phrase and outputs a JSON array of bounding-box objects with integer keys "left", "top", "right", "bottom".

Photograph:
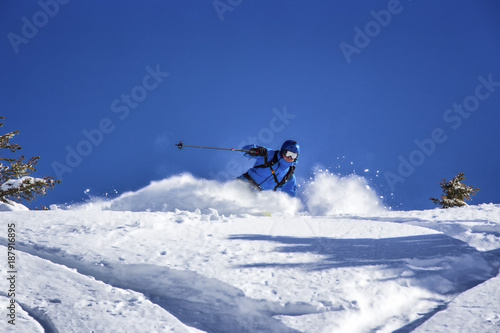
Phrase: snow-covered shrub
[
  {"left": 430, "top": 172, "right": 479, "bottom": 208},
  {"left": 0, "top": 117, "right": 60, "bottom": 205}
]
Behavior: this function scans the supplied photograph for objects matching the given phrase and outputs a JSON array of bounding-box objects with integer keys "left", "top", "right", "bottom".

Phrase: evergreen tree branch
[
  {"left": 0, "top": 176, "right": 59, "bottom": 204},
  {"left": 0, "top": 116, "right": 61, "bottom": 206},
  {"left": 430, "top": 172, "right": 479, "bottom": 208}
]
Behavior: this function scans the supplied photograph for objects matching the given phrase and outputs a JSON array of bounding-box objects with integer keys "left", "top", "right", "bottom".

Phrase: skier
[{"left": 238, "top": 140, "right": 299, "bottom": 197}]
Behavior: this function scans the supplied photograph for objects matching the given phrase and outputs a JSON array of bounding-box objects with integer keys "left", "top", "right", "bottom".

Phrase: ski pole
[{"left": 175, "top": 141, "right": 252, "bottom": 153}]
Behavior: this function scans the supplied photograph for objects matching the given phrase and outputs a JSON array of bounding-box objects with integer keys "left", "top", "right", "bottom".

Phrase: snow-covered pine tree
[
  {"left": 0, "top": 117, "right": 60, "bottom": 205},
  {"left": 430, "top": 172, "right": 479, "bottom": 208}
]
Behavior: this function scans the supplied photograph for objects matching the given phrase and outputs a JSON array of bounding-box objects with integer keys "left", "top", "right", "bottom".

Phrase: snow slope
[{"left": 1, "top": 173, "right": 499, "bottom": 332}]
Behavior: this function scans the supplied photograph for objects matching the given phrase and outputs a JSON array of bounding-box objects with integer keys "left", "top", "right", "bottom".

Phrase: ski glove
[{"left": 248, "top": 147, "right": 267, "bottom": 157}]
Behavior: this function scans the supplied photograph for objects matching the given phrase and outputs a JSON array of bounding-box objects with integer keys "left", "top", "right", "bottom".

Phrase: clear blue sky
[{"left": 1, "top": 0, "right": 499, "bottom": 210}]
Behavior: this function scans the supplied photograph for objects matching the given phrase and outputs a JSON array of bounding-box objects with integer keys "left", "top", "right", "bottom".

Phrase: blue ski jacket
[{"left": 238, "top": 144, "right": 298, "bottom": 197}]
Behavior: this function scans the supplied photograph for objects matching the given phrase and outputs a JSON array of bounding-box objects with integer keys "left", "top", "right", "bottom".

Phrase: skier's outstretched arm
[{"left": 242, "top": 145, "right": 268, "bottom": 158}]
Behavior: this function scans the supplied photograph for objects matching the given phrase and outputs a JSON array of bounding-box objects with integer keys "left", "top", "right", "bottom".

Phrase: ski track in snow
[
  {"left": 1, "top": 240, "right": 302, "bottom": 333},
  {"left": 0, "top": 242, "right": 203, "bottom": 333},
  {"left": 12, "top": 298, "right": 59, "bottom": 333},
  {"left": 1, "top": 173, "right": 499, "bottom": 332},
  {"left": 0, "top": 294, "right": 50, "bottom": 333}
]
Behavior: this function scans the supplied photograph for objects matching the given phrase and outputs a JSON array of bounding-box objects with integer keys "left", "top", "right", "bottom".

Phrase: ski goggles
[{"left": 284, "top": 150, "right": 298, "bottom": 161}]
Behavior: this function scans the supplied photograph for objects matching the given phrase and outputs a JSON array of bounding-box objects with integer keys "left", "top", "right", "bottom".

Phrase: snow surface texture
[
  {"left": 1, "top": 172, "right": 499, "bottom": 332},
  {"left": 0, "top": 200, "right": 29, "bottom": 212}
]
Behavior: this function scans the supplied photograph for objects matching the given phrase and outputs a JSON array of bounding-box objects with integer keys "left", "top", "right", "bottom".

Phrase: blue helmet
[{"left": 280, "top": 140, "right": 300, "bottom": 160}]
